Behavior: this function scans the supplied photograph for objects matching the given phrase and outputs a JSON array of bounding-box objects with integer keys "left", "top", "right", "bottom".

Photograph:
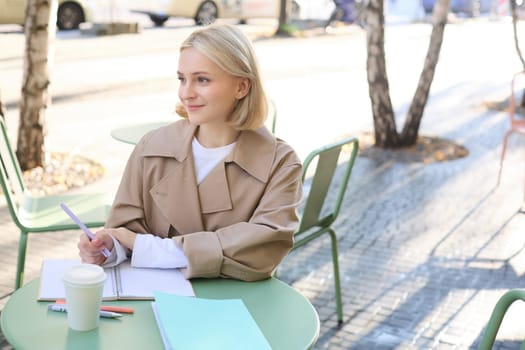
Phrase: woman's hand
[
  {"left": 77, "top": 229, "right": 114, "bottom": 265},
  {"left": 78, "top": 227, "right": 137, "bottom": 264}
]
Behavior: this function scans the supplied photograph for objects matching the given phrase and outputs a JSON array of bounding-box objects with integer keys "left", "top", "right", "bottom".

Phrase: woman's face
[{"left": 177, "top": 47, "right": 248, "bottom": 127}]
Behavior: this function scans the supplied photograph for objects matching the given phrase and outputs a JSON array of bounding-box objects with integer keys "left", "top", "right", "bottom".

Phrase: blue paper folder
[{"left": 153, "top": 291, "right": 272, "bottom": 350}]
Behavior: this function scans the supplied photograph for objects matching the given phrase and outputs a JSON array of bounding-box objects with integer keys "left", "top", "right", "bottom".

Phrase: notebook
[
  {"left": 152, "top": 291, "right": 272, "bottom": 350},
  {"left": 38, "top": 259, "right": 194, "bottom": 301}
]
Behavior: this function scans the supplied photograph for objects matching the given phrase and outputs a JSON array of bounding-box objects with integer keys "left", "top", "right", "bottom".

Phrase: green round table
[{"left": 1, "top": 277, "right": 319, "bottom": 350}]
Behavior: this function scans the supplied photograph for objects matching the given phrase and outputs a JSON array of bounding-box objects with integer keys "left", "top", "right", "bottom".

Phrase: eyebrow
[{"left": 177, "top": 71, "right": 211, "bottom": 76}]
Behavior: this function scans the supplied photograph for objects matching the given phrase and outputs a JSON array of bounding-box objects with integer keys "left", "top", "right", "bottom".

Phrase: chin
[{"left": 187, "top": 116, "right": 207, "bottom": 126}]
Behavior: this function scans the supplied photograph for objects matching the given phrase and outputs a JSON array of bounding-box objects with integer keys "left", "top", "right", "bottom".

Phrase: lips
[{"left": 186, "top": 104, "right": 203, "bottom": 112}]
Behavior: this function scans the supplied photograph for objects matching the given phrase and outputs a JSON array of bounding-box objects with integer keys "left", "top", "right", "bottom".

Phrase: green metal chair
[
  {"left": 291, "top": 136, "right": 359, "bottom": 325},
  {"left": 0, "top": 118, "right": 112, "bottom": 289},
  {"left": 478, "top": 289, "right": 525, "bottom": 350}
]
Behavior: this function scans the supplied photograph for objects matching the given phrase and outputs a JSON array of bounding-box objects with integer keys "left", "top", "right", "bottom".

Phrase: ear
[{"left": 235, "top": 78, "right": 251, "bottom": 99}]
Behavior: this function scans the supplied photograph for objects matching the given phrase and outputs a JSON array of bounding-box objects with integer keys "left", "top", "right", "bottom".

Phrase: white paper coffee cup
[{"left": 62, "top": 263, "right": 106, "bottom": 331}]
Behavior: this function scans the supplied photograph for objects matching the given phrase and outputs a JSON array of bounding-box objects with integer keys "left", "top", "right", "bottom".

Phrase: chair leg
[
  {"left": 497, "top": 131, "right": 512, "bottom": 187},
  {"left": 15, "top": 231, "right": 28, "bottom": 289},
  {"left": 328, "top": 228, "right": 343, "bottom": 325}
]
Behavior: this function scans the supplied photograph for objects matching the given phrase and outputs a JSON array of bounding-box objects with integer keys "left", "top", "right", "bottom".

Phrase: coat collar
[
  {"left": 140, "top": 120, "right": 194, "bottom": 162},
  {"left": 140, "top": 119, "right": 276, "bottom": 183}
]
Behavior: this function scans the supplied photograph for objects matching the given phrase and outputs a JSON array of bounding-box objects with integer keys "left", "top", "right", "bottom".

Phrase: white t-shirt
[{"left": 192, "top": 136, "right": 236, "bottom": 184}]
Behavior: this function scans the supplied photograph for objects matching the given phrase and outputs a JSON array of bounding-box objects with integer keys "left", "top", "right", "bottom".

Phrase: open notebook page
[{"left": 38, "top": 259, "right": 193, "bottom": 300}]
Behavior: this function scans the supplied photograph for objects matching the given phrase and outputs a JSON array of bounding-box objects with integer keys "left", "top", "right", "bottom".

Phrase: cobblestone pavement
[{"left": 1, "top": 18, "right": 524, "bottom": 350}]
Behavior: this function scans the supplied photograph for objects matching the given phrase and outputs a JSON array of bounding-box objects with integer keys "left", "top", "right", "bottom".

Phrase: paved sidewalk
[{"left": 1, "top": 19, "right": 525, "bottom": 350}]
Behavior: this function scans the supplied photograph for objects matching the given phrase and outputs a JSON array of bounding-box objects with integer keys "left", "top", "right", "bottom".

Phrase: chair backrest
[
  {"left": 297, "top": 136, "right": 359, "bottom": 233},
  {"left": 478, "top": 289, "right": 525, "bottom": 350},
  {"left": 0, "top": 118, "right": 27, "bottom": 223},
  {"left": 269, "top": 99, "right": 277, "bottom": 135},
  {"left": 264, "top": 99, "right": 278, "bottom": 135}
]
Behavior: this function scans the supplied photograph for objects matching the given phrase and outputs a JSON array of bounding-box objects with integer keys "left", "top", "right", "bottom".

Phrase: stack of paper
[{"left": 152, "top": 291, "right": 272, "bottom": 350}]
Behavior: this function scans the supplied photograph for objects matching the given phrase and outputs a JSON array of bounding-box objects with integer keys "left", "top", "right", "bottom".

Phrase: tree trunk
[
  {"left": 274, "top": 0, "right": 292, "bottom": 36},
  {"left": 510, "top": 0, "right": 525, "bottom": 107},
  {"left": 366, "top": 0, "right": 451, "bottom": 149},
  {"left": 366, "top": 0, "right": 399, "bottom": 148},
  {"left": 399, "top": 0, "right": 450, "bottom": 145},
  {"left": 17, "top": 0, "right": 57, "bottom": 171}
]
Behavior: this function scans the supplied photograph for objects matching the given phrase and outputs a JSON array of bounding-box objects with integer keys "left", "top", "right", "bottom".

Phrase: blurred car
[
  {"left": 422, "top": 0, "right": 492, "bottom": 16},
  {"left": 0, "top": 0, "right": 102, "bottom": 30},
  {"left": 128, "top": 0, "right": 280, "bottom": 26}
]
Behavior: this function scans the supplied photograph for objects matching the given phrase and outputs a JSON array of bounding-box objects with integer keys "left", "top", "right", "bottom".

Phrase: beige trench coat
[{"left": 106, "top": 119, "right": 303, "bottom": 281}]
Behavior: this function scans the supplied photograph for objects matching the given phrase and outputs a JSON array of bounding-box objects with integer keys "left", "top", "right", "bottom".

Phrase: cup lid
[{"left": 62, "top": 263, "right": 106, "bottom": 285}]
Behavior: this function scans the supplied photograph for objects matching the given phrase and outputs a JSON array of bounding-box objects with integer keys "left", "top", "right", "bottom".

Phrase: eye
[
  {"left": 177, "top": 76, "right": 185, "bottom": 83},
  {"left": 197, "top": 76, "right": 210, "bottom": 83}
]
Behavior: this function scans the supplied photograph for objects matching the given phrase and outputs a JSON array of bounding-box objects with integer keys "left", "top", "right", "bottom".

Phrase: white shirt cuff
[
  {"left": 131, "top": 234, "right": 188, "bottom": 268},
  {"left": 102, "top": 235, "right": 129, "bottom": 268}
]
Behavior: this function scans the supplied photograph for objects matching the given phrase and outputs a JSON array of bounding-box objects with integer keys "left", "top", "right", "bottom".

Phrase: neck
[{"left": 195, "top": 124, "right": 239, "bottom": 148}]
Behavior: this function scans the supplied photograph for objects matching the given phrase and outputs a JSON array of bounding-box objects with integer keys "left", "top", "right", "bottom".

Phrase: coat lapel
[
  {"left": 144, "top": 121, "right": 205, "bottom": 234},
  {"left": 150, "top": 159, "right": 205, "bottom": 234},
  {"left": 198, "top": 162, "right": 232, "bottom": 214}
]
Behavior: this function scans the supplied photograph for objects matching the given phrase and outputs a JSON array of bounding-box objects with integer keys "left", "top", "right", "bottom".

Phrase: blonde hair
[{"left": 175, "top": 24, "right": 268, "bottom": 130}]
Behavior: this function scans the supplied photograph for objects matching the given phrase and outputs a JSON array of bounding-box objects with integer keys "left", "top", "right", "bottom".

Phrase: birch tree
[
  {"left": 17, "top": 0, "right": 57, "bottom": 170},
  {"left": 365, "top": 0, "right": 451, "bottom": 147}
]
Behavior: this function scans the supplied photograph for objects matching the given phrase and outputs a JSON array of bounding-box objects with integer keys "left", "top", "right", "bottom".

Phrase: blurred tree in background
[
  {"left": 17, "top": 0, "right": 56, "bottom": 170},
  {"left": 365, "top": 0, "right": 450, "bottom": 148},
  {"left": 275, "top": 0, "right": 293, "bottom": 36}
]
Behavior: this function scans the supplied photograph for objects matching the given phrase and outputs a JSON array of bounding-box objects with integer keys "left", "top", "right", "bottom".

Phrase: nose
[{"left": 179, "top": 81, "right": 196, "bottom": 101}]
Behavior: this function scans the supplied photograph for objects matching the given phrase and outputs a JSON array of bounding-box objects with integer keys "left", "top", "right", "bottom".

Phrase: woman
[{"left": 78, "top": 24, "right": 303, "bottom": 282}]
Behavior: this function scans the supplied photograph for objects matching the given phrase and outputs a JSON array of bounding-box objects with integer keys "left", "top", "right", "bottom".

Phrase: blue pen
[{"left": 60, "top": 203, "right": 111, "bottom": 258}]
